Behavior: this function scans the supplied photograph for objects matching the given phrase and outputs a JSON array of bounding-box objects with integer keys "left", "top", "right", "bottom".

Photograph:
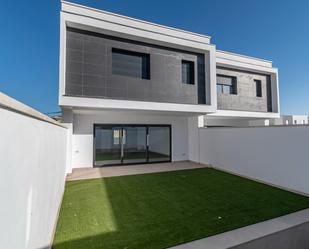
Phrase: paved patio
[{"left": 66, "top": 161, "right": 208, "bottom": 181}]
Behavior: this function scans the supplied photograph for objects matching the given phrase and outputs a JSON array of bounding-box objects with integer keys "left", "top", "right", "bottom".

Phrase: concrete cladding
[
  {"left": 65, "top": 28, "right": 206, "bottom": 105},
  {"left": 217, "top": 67, "right": 272, "bottom": 112}
]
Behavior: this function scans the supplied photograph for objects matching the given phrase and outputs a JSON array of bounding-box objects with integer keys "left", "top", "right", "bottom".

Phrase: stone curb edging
[{"left": 169, "top": 208, "right": 309, "bottom": 249}]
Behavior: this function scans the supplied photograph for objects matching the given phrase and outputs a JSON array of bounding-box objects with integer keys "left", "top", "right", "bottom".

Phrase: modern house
[
  {"left": 280, "top": 115, "right": 309, "bottom": 125},
  {"left": 59, "top": 1, "right": 280, "bottom": 173},
  {"left": 209, "top": 114, "right": 309, "bottom": 127}
]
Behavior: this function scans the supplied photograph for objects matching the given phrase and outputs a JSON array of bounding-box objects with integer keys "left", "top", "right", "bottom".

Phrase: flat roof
[
  {"left": 216, "top": 50, "right": 273, "bottom": 69},
  {"left": 61, "top": 1, "right": 211, "bottom": 45},
  {"left": 217, "top": 49, "right": 273, "bottom": 64},
  {"left": 61, "top": 1, "right": 275, "bottom": 69}
]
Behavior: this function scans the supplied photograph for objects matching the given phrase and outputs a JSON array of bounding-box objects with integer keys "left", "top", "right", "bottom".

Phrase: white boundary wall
[
  {"left": 199, "top": 126, "right": 309, "bottom": 195},
  {"left": 0, "top": 95, "right": 67, "bottom": 249}
]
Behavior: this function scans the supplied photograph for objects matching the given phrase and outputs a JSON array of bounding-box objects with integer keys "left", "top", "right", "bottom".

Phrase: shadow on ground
[{"left": 52, "top": 168, "right": 309, "bottom": 249}]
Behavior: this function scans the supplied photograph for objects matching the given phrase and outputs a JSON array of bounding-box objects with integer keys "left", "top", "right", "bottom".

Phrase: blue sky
[{"left": 1, "top": 0, "right": 308, "bottom": 115}]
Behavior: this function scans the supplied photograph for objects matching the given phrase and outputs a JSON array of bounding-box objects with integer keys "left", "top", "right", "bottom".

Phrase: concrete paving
[
  {"left": 169, "top": 208, "right": 309, "bottom": 249},
  {"left": 66, "top": 161, "right": 208, "bottom": 181}
]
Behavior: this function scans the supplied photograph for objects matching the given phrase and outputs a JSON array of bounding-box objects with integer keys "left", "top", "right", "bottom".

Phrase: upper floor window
[
  {"left": 112, "top": 48, "right": 150, "bottom": 79},
  {"left": 254, "top": 79, "right": 262, "bottom": 97},
  {"left": 217, "top": 75, "right": 237, "bottom": 94},
  {"left": 182, "top": 60, "right": 195, "bottom": 85}
]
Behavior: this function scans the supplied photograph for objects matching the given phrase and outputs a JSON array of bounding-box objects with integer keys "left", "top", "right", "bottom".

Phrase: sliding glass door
[
  {"left": 94, "top": 124, "right": 171, "bottom": 166},
  {"left": 94, "top": 125, "right": 122, "bottom": 166},
  {"left": 148, "top": 126, "right": 171, "bottom": 163},
  {"left": 122, "top": 126, "right": 147, "bottom": 164}
]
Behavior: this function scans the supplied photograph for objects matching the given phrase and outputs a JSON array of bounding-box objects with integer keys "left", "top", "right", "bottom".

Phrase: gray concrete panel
[
  {"left": 217, "top": 67, "right": 272, "bottom": 112},
  {"left": 65, "top": 28, "right": 207, "bottom": 105}
]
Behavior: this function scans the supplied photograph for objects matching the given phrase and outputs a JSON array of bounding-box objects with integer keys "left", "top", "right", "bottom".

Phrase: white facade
[
  {"left": 65, "top": 109, "right": 199, "bottom": 168},
  {"left": 59, "top": 1, "right": 280, "bottom": 171},
  {"left": 62, "top": 108, "right": 202, "bottom": 173},
  {"left": 210, "top": 115, "right": 309, "bottom": 128},
  {"left": 281, "top": 115, "right": 309, "bottom": 125}
]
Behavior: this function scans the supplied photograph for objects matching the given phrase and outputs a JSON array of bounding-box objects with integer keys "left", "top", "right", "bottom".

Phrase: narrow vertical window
[
  {"left": 113, "top": 130, "right": 120, "bottom": 145},
  {"left": 255, "top": 79, "right": 262, "bottom": 97},
  {"left": 182, "top": 60, "right": 195, "bottom": 85}
]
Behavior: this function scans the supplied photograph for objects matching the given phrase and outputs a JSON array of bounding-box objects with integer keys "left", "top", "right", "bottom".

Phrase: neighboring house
[
  {"left": 280, "top": 115, "right": 309, "bottom": 125},
  {"left": 204, "top": 116, "right": 272, "bottom": 127},
  {"left": 218, "top": 114, "right": 309, "bottom": 127},
  {"left": 59, "top": 1, "right": 280, "bottom": 173},
  {"left": 204, "top": 115, "right": 309, "bottom": 127}
]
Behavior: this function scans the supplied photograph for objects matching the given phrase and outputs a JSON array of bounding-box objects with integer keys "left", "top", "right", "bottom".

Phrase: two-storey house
[{"left": 59, "top": 1, "right": 280, "bottom": 172}]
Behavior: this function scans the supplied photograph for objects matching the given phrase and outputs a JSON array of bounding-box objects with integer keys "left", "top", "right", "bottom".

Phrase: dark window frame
[
  {"left": 216, "top": 74, "right": 237, "bottom": 95},
  {"left": 254, "top": 79, "right": 262, "bottom": 97},
  {"left": 182, "top": 60, "right": 195, "bottom": 85},
  {"left": 93, "top": 124, "right": 172, "bottom": 167},
  {"left": 112, "top": 48, "right": 150, "bottom": 80}
]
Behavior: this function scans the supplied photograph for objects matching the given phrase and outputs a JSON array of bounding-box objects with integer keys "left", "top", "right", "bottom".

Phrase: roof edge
[
  {"left": 61, "top": 1, "right": 211, "bottom": 41},
  {"left": 216, "top": 49, "right": 273, "bottom": 64}
]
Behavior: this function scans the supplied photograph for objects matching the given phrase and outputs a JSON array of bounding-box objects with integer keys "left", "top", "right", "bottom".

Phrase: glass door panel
[
  {"left": 148, "top": 126, "right": 171, "bottom": 162},
  {"left": 122, "top": 126, "right": 147, "bottom": 164},
  {"left": 94, "top": 126, "right": 122, "bottom": 166},
  {"left": 94, "top": 124, "right": 171, "bottom": 166}
]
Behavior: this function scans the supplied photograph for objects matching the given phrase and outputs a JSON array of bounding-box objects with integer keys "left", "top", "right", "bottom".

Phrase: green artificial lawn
[{"left": 52, "top": 168, "right": 309, "bottom": 249}]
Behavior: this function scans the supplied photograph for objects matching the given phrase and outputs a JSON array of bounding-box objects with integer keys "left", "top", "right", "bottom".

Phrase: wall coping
[
  {"left": 0, "top": 92, "right": 66, "bottom": 128},
  {"left": 169, "top": 208, "right": 309, "bottom": 249},
  {"left": 61, "top": 1, "right": 211, "bottom": 44},
  {"left": 201, "top": 124, "right": 309, "bottom": 129}
]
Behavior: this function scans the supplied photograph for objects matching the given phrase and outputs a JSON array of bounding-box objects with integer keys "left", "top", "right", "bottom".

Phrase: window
[
  {"left": 216, "top": 75, "right": 237, "bottom": 94},
  {"left": 255, "top": 79, "right": 262, "bottom": 97},
  {"left": 113, "top": 130, "right": 120, "bottom": 145},
  {"left": 113, "top": 129, "right": 126, "bottom": 145},
  {"left": 112, "top": 48, "right": 150, "bottom": 79},
  {"left": 182, "top": 60, "right": 195, "bottom": 85}
]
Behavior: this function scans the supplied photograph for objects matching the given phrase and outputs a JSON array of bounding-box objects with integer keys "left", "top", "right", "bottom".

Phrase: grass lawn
[{"left": 52, "top": 168, "right": 309, "bottom": 249}]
